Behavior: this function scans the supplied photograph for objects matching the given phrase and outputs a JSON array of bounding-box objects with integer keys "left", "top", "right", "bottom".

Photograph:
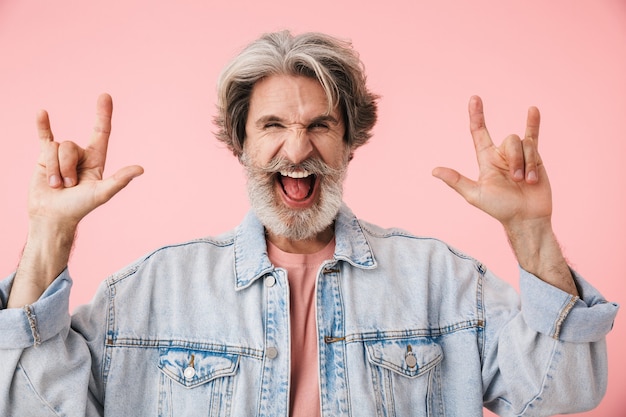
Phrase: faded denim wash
[{"left": 0, "top": 204, "right": 619, "bottom": 416}]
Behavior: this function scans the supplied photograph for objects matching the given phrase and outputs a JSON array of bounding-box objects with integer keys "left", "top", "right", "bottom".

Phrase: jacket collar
[{"left": 233, "top": 203, "right": 377, "bottom": 290}]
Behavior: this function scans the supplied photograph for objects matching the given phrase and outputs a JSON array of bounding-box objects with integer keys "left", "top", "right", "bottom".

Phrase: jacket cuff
[
  {"left": 0, "top": 269, "right": 72, "bottom": 349},
  {"left": 520, "top": 268, "right": 619, "bottom": 343}
]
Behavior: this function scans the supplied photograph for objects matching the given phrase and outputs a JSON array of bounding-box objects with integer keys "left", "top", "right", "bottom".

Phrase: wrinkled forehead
[{"left": 248, "top": 74, "right": 343, "bottom": 124}]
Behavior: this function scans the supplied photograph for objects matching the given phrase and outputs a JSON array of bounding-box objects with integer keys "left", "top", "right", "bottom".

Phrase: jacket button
[
  {"left": 183, "top": 366, "right": 196, "bottom": 379},
  {"left": 266, "top": 347, "right": 278, "bottom": 359},
  {"left": 265, "top": 276, "right": 276, "bottom": 287},
  {"left": 406, "top": 354, "right": 417, "bottom": 368}
]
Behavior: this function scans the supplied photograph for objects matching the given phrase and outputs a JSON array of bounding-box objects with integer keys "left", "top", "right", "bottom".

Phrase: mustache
[{"left": 243, "top": 155, "right": 347, "bottom": 178}]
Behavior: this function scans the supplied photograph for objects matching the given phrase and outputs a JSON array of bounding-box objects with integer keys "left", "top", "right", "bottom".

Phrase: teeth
[{"left": 280, "top": 170, "right": 311, "bottom": 179}]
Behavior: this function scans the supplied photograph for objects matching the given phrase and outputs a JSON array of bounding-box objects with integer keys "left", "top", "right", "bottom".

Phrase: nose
[{"left": 281, "top": 127, "right": 314, "bottom": 164}]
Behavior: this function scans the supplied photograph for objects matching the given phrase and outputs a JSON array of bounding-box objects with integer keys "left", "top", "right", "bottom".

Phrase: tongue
[{"left": 281, "top": 176, "right": 313, "bottom": 201}]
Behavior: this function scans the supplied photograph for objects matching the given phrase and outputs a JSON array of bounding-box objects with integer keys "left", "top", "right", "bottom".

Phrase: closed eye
[
  {"left": 308, "top": 122, "right": 329, "bottom": 131},
  {"left": 264, "top": 122, "right": 284, "bottom": 129}
]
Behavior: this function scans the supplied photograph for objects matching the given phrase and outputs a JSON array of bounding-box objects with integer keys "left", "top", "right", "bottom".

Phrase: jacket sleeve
[
  {"left": 481, "top": 268, "right": 619, "bottom": 417},
  {"left": 0, "top": 269, "right": 108, "bottom": 416}
]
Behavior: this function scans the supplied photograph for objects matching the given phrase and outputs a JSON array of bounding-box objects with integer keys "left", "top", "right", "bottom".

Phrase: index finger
[
  {"left": 87, "top": 93, "right": 113, "bottom": 159},
  {"left": 36, "top": 109, "right": 56, "bottom": 167},
  {"left": 524, "top": 105, "right": 540, "bottom": 144},
  {"left": 37, "top": 109, "right": 54, "bottom": 147},
  {"left": 468, "top": 95, "right": 494, "bottom": 153}
]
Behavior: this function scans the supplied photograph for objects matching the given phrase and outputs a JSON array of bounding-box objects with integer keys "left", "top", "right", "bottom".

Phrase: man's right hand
[{"left": 7, "top": 94, "right": 143, "bottom": 308}]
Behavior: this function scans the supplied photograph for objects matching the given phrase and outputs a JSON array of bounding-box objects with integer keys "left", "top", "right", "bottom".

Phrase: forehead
[{"left": 248, "top": 74, "right": 340, "bottom": 122}]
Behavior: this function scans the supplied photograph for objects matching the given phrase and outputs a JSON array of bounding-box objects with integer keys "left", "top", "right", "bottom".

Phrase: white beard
[{"left": 241, "top": 153, "right": 349, "bottom": 241}]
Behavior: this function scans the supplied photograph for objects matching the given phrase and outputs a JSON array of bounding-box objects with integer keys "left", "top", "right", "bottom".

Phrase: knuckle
[
  {"left": 57, "top": 141, "right": 79, "bottom": 160},
  {"left": 502, "top": 135, "right": 523, "bottom": 157},
  {"left": 57, "top": 142, "right": 81, "bottom": 177},
  {"left": 503, "top": 134, "right": 521, "bottom": 148},
  {"left": 58, "top": 140, "right": 77, "bottom": 149},
  {"left": 93, "top": 124, "right": 111, "bottom": 135},
  {"left": 39, "top": 131, "right": 54, "bottom": 141}
]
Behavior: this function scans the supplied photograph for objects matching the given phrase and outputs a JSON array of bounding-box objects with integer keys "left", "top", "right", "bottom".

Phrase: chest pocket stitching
[
  {"left": 365, "top": 339, "right": 443, "bottom": 378},
  {"left": 158, "top": 348, "right": 240, "bottom": 388}
]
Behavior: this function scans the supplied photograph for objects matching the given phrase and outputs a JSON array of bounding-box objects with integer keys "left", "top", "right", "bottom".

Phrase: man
[{"left": 0, "top": 30, "right": 618, "bottom": 416}]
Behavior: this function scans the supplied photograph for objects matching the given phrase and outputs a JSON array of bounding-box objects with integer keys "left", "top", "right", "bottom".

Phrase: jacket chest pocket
[
  {"left": 365, "top": 337, "right": 444, "bottom": 417},
  {"left": 157, "top": 348, "right": 240, "bottom": 417}
]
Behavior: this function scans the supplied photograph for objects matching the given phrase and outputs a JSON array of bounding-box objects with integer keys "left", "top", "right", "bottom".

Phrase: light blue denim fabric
[{"left": 0, "top": 204, "right": 619, "bottom": 416}]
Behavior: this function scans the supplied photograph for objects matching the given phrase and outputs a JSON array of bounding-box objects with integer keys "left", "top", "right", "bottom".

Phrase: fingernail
[
  {"left": 527, "top": 171, "right": 537, "bottom": 182},
  {"left": 514, "top": 169, "right": 524, "bottom": 180},
  {"left": 49, "top": 175, "right": 61, "bottom": 187},
  {"left": 63, "top": 177, "right": 74, "bottom": 187}
]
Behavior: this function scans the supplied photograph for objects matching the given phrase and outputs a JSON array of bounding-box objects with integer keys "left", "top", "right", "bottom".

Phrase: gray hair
[{"left": 214, "top": 30, "right": 379, "bottom": 158}]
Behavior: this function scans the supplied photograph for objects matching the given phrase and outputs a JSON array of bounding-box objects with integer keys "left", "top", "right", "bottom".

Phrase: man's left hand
[
  {"left": 432, "top": 95, "right": 550, "bottom": 229},
  {"left": 433, "top": 96, "right": 578, "bottom": 296}
]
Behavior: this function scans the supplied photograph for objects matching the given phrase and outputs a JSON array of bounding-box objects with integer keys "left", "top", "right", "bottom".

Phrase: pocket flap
[
  {"left": 158, "top": 348, "right": 240, "bottom": 388},
  {"left": 365, "top": 338, "right": 443, "bottom": 378}
]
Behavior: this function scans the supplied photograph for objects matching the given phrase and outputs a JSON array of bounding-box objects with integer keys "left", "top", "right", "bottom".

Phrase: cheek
[
  {"left": 244, "top": 138, "right": 278, "bottom": 166},
  {"left": 316, "top": 127, "right": 348, "bottom": 164},
  {"left": 243, "top": 142, "right": 265, "bottom": 167},
  {"left": 320, "top": 141, "right": 350, "bottom": 167}
]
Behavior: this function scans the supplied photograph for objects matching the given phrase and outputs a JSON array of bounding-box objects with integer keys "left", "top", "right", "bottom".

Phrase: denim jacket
[{"left": 0, "top": 205, "right": 618, "bottom": 416}]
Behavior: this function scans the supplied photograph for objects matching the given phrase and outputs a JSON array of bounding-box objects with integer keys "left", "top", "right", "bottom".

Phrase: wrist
[
  {"left": 7, "top": 220, "right": 77, "bottom": 308},
  {"left": 504, "top": 218, "right": 578, "bottom": 296},
  {"left": 504, "top": 217, "right": 557, "bottom": 271},
  {"left": 24, "top": 218, "right": 76, "bottom": 278}
]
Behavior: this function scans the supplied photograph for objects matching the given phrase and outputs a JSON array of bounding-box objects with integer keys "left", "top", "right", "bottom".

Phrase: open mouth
[{"left": 277, "top": 170, "right": 318, "bottom": 203}]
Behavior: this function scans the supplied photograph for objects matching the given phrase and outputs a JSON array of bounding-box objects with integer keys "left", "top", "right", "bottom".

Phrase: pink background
[{"left": 1, "top": 1, "right": 624, "bottom": 415}]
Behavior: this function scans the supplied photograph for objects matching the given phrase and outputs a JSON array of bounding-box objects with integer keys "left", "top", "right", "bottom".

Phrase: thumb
[
  {"left": 94, "top": 165, "right": 144, "bottom": 206},
  {"left": 432, "top": 166, "right": 478, "bottom": 204}
]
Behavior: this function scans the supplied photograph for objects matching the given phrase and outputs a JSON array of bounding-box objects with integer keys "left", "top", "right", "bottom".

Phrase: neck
[{"left": 266, "top": 225, "right": 334, "bottom": 254}]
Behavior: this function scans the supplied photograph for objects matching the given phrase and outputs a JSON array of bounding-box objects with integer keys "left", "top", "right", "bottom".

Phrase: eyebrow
[
  {"left": 310, "top": 115, "right": 340, "bottom": 125},
  {"left": 254, "top": 114, "right": 340, "bottom": 128}
]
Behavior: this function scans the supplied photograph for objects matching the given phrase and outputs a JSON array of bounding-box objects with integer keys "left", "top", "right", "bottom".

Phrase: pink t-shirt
[{"left": 267, "top": 239, "right": 335, "bottom": 417}]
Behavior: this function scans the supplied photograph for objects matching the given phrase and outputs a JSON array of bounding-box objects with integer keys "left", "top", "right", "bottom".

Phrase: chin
[{"left": 255, "top": 201, "right": 340, "bottom": 242}]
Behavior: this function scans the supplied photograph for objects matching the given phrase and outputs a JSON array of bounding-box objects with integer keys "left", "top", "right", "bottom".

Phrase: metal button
[
  {"left": 405, "top": 354, "right": 417, "bottom": 368},
  {"left": 183, "top": 366, "right": 196, "bottom": 379},
  {"left": 265, "top": 276, "right": 276, "bottom": 287},
  {"left": 266, "top": 347, "right": 278, "bottom": 359}
]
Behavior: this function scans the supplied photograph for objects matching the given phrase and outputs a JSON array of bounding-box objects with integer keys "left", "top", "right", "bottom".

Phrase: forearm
[
  {"left": 505, "top": 218, "right": 578, "bottom": 297},
  {"left": 7, "top": 220, "right": 77, "bottom": 308}
]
